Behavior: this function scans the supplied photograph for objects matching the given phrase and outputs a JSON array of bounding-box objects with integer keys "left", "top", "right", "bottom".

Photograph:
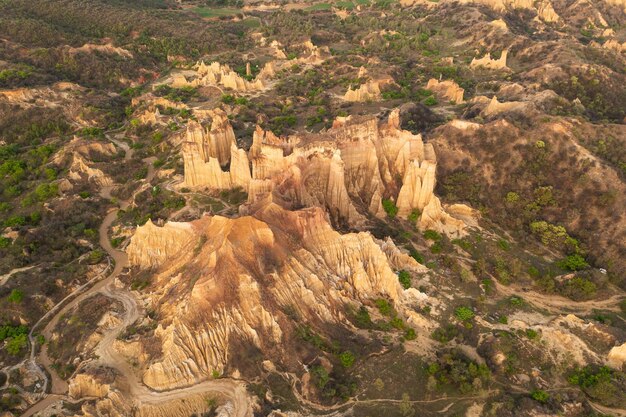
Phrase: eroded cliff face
[
  {"left": 166, "top": 39, "right": 329, "bottom": 95},
  {"left": 182, "top": 110, "right": 251, "bottom": 189},
  {"left": 125, "top": 203, "right": 427, "bottom": 390},
  {"left": 470, "top": 50, "right": 509, "bottom": 70},
  {"left": 182, "top": 109, "right": 471, "bottom": 235},
  {"left": 426, "top": 78, "right": 465, "bottom": 104},
  {"left": 344, "top": 80, "right": 382, "bottom": 102},
  {"left": 171, "top": 61, "right": 270, "bottom": 92}
]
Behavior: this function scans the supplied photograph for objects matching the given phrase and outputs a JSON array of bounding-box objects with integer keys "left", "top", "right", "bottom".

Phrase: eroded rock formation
[
  {"left": 171, "top": 61, "right": 270, "bottom": 92},
  {"left": 426, "top": 78, "right": 465, "bottom": 104},
  {"left": 182, "top": 111, "right": 252, "bottom": 189},
  {"left": 126, "top": 202, "right": 427, "bottom": 390},
  {"left": 182, "top": 109, "right": 470, "bottom": 235},
  {"left": 470, "top": 50, "right": 509, "bottom": 70},
  {"left": 344, "top": 80, "right": 382, "bottom": 102},
  {"left": 68, "top": 154, "right": 113, "bottom": 187}
]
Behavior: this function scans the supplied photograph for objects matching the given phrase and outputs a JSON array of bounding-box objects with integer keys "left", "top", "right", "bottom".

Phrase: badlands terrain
[{"left": 0, "top": 0, "right": 625, "bottom": 416}]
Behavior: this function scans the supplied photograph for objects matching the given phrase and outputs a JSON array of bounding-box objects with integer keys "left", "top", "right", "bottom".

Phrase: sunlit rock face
[
  {"left": 182, "top": 108, "right": 470, "bottom": 236},
  {"left": 126, "top": 202, "right": 427, "bottom": 390}
]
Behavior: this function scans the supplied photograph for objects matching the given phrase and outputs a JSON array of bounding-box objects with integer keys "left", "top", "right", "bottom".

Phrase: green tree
[
  {"left": 398, "top": 270, "right": 411, "bottom": 289},
  {"left": 454, "top": 306, "right": 474, "bottom": 322},
  {"left": 382, "top": 198, "right": 398, "bottom": 218},
  {"left": 6, "top": 333, "right": 27, "bottom": 355},
  {"left": 7, "top": 289, "right": 24, "bottom": 303},
  {"left": 339, "top": 351, "right": 355, "bottom": 368}
]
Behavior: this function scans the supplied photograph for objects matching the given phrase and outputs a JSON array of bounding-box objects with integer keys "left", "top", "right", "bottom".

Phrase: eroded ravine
[{"left": 22, "top": 134, "right": 252, "bottom": 417}]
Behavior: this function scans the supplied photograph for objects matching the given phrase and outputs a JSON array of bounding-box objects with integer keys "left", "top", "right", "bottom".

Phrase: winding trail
[
  {"left": 493, "top": 280, "right": 624, "bottom": 315},
  {"left": 21, "top": 135, "right": 252, "bottom": 417},
  {"left": 0, "top": 266, "right": 38, "bottom": 287}
]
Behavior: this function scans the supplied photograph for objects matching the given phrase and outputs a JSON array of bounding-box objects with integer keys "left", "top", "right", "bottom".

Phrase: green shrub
[
  {"left": 0, "top": 325, "right": 28, "bottom": 341},
  {"left": 404, "top": 328, "right": 417, "bottom": 341},
  {"left": 35, "top": 184, "right": 59, "bottom": 201},
  {"left": 525, "top": 329, "right": 539, "bottom": 339},
  {"left": 353, "top": 306, "right": 373, "bottom": 328},
  {"left": 509, "top": 296, "right": 524, "bottom": 307},
  {"left": 6, "top": 333, "right": 27, "bottom": 355},
  {"left": 562, "top": 276, "right": 596, "bottom": 300},
  {"left": 497, "top": 239, "right": 510, "bottom": 251},
  {"left": 409, "top": 249, "right": 424, "bottom": 264},
  {"left": 557, "top": 254, "right": 589, "bottom": 271},
  {"left": 505, "top": 191, "right": 520, "bottom": 203},
  {"left": 423, "top": 230, "right": 441, "bottom": 241},
  {"left": 398, "top": 270, "right": 411, "bottom": 289},
  {"left": 375, "top": 299, "right": 393, "bottom": 316},
  {"left": 382, "top": 198, "right": 398, "bottom": 218},
  {"left": 7, "top": 289, "right": 24, "bottom": 303},
  {"left": 339, "top": 351, "right": 355, "bottom": 368},
  {"left": 569, "top": 366, "right": 612, "bottom": 388},
  {"left": 423, "top": 96, "right": 437, "bottom": 106},
  {"left": 529, "top": 221, "right": 579, "bottom": 253},
  {"left": 430, "top": 242, "right": 442, "bottom": 254},
  {"left": 454, "top": 306, "right": 474, "bottom": 322},
  {"left": 531, "top": 389, "right": 549, "bottom": 403}
]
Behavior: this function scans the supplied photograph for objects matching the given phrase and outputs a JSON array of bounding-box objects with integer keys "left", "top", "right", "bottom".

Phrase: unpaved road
[
  {"left": 494, "top": 280, "right": 624, "bottom": 314},
  {"left": 22, "top": 135, "right": 252, "bottom": 417},
  {"left": 0, "top": 265, "right": 37, "bottom": 287}
]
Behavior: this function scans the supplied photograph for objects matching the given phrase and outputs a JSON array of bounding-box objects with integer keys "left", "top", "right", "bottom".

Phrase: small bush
[
  {"left": 557, "top": 254, "right": 589, "bottom": 271},
  {"left": 375, "top": 299, "right": 393, "bottom": 316},
  {"left": 423, "top": 96, "right": 437, "bottom": 106},
  {"left": 398, "top": 270, "right": 411, "bottom": 289},
  {"left": 454, "top": 306, "right": 474, "bottom": 322},
  {"left": 339, "top": 351, "right": 355, "bottom": 368},
  {"left": 382, "top": 198, "right": 398, "bottom": 218},
  {"left": 423, "top": 230, "right": 442, "bottom": 241},
  {"left": 408, "top": 209, "right": 420, "bottom": 222},
  {"left": 409, "top": 249, "right": 424, "bottom": 264},
  {"left": 531, "top": 389, "right": 549, "bottom": 403},
  {"left": 404, "top": 328, "right": 417, "bottom": 341},
  {"left": 7, "top": 289, "right": 24, "bottom": 303},
  {"left": 562, "top": 276, "right": 596, "bottom": 301}
]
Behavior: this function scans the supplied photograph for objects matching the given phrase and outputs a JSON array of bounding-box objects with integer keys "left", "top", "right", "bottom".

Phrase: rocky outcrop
[
  {"left": 603, "top": 39, "right": 626, "bottom": 53},
  {"left": 171, "top": 61, "right": 269, "bottom": 92},
  {"left": 344, "top": 81, "right": 382, "bottom": 102},
  {"left": 67, "top": 43, "right": 133, "bottom": 58},
  {"left": 53, "top": 137, "right": 116, "bottom": 163},
  {"left": 138, "top": 108, "right": 163, "bottom": 125},
  {"left": 470, "top": 50, "right": 509, "bottom": 70},
  {"left": 128, "top": 203, "right": 427, "bottom": 390},
  {"left": 182, "top": 111, "right": 252, "bottom": 189},
  {"left": 426, "top": 78, "right": 465, "bottom": 104},
  {"left": 0, "top": 82, "right": 84, "bottom": 109},
  {"left": 607, "top": 343, "right": 626, "bottom": 370},
  {"left": 68, "top": 154, "right": 113, "bottom": 187},
  {"left": 536, "top": 0, "right": 560, "bottom": 22},
  {"left": 604, "top": 0, "right": 626, "bottom": 12},
  {"left": 69, "top": 374, "right": 110, "bottom": 399},
  {"left": 127, "top": 219, "right": 197, "bottom": 269},
  {"left": 482, "top": 95, "right": 529, "bottom": 116},
  {"left": 181, "top": 109, "right": 468, "bottom": 234}
]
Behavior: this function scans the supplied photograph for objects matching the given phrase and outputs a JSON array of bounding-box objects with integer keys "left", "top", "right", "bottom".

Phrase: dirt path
[
  {"left": 589, "top": 401, "right": 626, "bottom": 417},
  {"left": 0, "top": 265, "right": 37, "bottom": 287},
  {"left": 22, "top": 135, "right": 253, "bottom": 417},
  {"left": 493, "top": 280, "right": 624, "bottom": 314}
]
